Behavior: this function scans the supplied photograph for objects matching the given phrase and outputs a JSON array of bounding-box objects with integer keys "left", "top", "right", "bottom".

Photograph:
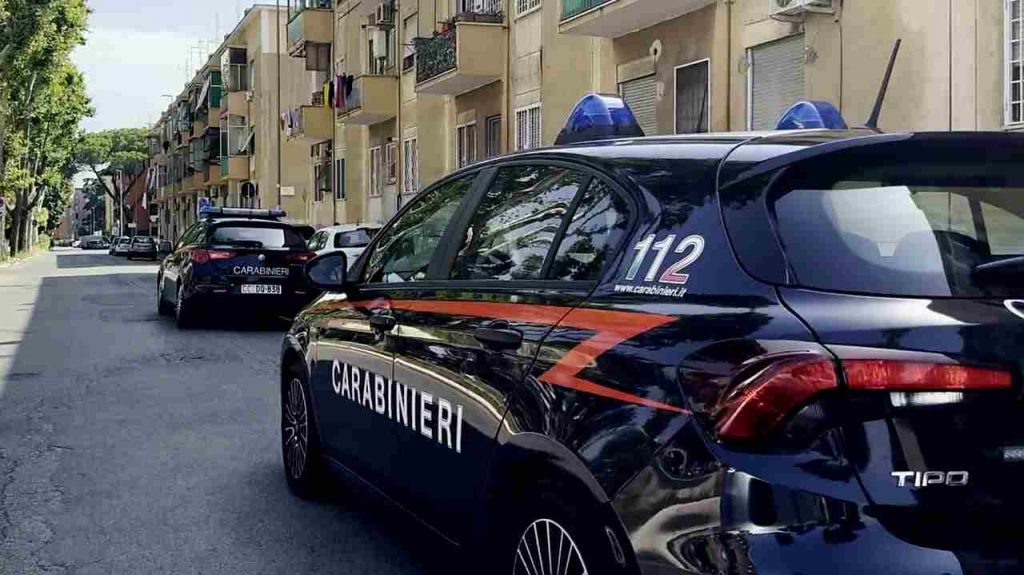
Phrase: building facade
[{"left": 148, "top": 0, "right": 1016, "bottom": 236}]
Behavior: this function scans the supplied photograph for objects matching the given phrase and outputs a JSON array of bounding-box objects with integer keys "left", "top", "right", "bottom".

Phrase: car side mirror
[
  {"left": 304, "top": 252, "right": 349, "bottom": 291},
  {"left": 158, "top": 241, "right": 173, "bottom": 254}
]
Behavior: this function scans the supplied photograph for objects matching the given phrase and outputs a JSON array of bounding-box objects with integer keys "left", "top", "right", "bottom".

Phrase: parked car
[
  {"left": 279, "top": 95, "right": 1024, "bottom": 575},
  {"left": 126, "top": 236, "right": 157, "bottom": 261},
  {"left": 305, "top": 223, "right": 382, "bottom": 263},
  {"left": 80, "top": 237, "right": 108, "bottom": 250},
  {"left": 110, "top": 237, "right": 130, "bottom": 256},
  {"left": 156, "top": 207, "right": 316, "bottom": 328}
]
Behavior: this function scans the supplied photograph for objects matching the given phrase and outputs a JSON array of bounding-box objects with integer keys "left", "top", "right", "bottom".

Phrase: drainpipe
[
  {"left": 276, "top": 1, "right": 284, "bottom": 210},
  {"left": 396, "top": 0, "right": 404, "bottom": 216},
  {"left": 503, "top": 0, "right": 511, "bottom": 153}
]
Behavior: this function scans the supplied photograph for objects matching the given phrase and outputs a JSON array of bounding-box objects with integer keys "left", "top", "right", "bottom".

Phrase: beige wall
[{"left": 456, "top": 81, "right": 503, "bottom": 159}]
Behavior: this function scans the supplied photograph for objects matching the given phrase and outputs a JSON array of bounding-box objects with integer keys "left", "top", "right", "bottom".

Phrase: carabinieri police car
[{"left": 279, "top": 94, "right": 1024, "bottom": 574}]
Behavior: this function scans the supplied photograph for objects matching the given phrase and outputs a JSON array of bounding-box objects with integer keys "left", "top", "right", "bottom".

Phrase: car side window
[
  {"left": 548, "top": 180, "right": 631, "bottom": 281},
  {"left": 308, "top": 231, "right": 324, "bottom": 251},
  {"left": 363, "top": 174, "right": 476, "bottom": 284},
  {"left": 177, "top": 223, "right": 200, "bottom": 249},
  {"left": 450, "top": 165, "right": 587, "bottom": 281}
]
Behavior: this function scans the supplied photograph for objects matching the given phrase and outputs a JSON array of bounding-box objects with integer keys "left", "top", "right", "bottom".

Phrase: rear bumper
[
  {"left": 188, "top": 285, "right": 315, "bottom": 317},
  {"left": 614, "top": 465, "right": 1011, "bottom": 575}
]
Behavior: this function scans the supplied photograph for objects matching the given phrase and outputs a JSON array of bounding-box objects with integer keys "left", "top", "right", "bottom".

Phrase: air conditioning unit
[
  {"left": 244, "top": 91, "right": 254, "bottom": 102},
  {"left": 373, "top": 2, "right": 394, "bottom": 27},
  {"left": 769, "top": 0, "right": 835, "bottom": 18}
]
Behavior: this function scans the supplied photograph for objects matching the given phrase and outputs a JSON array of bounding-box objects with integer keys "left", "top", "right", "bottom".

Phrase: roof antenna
[{"left": 865, "top": 38, "right": 902, "bottom": 131}]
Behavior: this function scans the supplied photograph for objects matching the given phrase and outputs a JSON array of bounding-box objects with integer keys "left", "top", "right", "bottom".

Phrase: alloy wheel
[
  {"left": 513, "top": 519, "right": 588, "bottom": 575},
  {"left": 283, "top": 377, "right": 309, "bottom": 480}
]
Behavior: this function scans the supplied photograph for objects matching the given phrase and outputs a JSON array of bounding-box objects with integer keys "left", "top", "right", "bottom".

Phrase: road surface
[{"left": 0, "top": 249, "right": 442, "bottom": 574}]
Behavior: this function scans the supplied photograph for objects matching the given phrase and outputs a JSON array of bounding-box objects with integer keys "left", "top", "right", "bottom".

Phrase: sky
[{"left": 73, "top": 0, "right": 261, "bottom": 133}]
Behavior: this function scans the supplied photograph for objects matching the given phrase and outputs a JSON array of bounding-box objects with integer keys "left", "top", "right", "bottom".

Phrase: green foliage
[
  {"left": 0, "top": 0, "right": 90, "bottom": 252},
  {"left": 75, "top": 128, "right": 149, "bottom": 198}
]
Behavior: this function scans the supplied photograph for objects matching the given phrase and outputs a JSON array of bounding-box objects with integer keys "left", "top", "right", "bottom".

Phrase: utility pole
[{"left": 0, "top": 197, "right": 7, "bottom": 261}]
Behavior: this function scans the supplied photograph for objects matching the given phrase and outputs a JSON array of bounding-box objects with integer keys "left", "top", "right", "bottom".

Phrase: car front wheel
[{"left": 281, "top": 366, "right": 327, "bottom": 498}]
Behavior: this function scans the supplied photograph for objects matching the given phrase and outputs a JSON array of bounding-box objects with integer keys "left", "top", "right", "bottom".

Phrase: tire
[
  {"left": 281, "top": 364, "right": 327, "bottom": 498},
  {"left": 499, "top": 484, "right": 636, "bottom": 575},
  {"left": 157, "top": 275, "right": 173, "bottom": 316},
  {"left": 175, "top": 283, "right": 197, "bottom": 329}
]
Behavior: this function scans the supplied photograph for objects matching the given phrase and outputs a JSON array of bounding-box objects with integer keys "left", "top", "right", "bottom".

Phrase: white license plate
[{"left": 240, "top": 284, "right": 282, "bottom": 295}]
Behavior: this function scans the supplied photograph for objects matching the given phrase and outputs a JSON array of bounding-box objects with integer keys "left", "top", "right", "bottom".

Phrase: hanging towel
[
  {"left": 323, "top": 82, "right": 330, "bottom": 108},
  {"left": 335, "top": 76, "right": 344, "bottom": 108}
]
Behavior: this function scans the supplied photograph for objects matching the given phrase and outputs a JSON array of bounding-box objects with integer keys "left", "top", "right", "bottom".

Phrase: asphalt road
[{"left": 0, "top": 249, "right": 441, "bottom": 574}]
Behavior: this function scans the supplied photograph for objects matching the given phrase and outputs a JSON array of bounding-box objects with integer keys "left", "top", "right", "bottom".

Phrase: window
[
  {"left": 369, "top": 146, "right": 384, "bottom": 197},
  {"left": 403, "top": 138, "right": 419, "bottom": 195},
  {"left": 314, "top": 161, "right": 332, "bottom": 202},
  {"left": 335, "top": 228, "right": 377, "bottom": 248},
  {"left": 335, "top": 158, "right": 345, "bottom": 200},
  {"left": 456, "top": 123, "right": 477, "bottom": 168},
  {"left": 209, "top": 225, "right": 306, "bottom": 249},
  {"left": 368, "top": 27, "right": 394, "bottom": 76},
  {"left": 485, "top": 115, "right": 502, "bottom": 158},
  {"left": 1008, "top": 0, "right": 1023, "bottom": 124},
  {"left": 386, "top": 141, "right": 398, "bottom": 184},
  {"left": 766, "top": 142, "right": 1024, "bottom": 298},
  {"left": 220, "top": 47, "right": 249, "bottom": 92},
  {"left": 307, "top": 231, "right": 327, "bottom": 251},
  {"left": 675, "top": 59, "right": 710, "bottom": 134},
  {"left": 516, "top": 0, "right": 541, "bottom": 17},
  {"left": 549, "top": 180, "right": 630, "bottom": 281},
  {"left": 451, "top": 165, "right": 586, "bottom": 281},
  {"left": 403, "top": 15, "right": 418, "bottom": 72},
  {"left": 364, "top": 174, "right": 476, "bottom": 283},
  {"left": 748, "top": 34, "right": 805, "bottom": 130},
  {"left": 515, "top": 104, "right": 541, "bottom": 151},
  {"left": 221, "top": 115, "right": 247, "bottom": 156}
]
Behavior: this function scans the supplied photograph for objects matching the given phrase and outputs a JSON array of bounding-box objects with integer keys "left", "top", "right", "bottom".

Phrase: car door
[
  {"left": 162, "top": 222, "right": 201, "bottom": 296},
  {"left": 385, "top": 162, "right": 635, "bottom": 539},
  {"left": 308, "top": 172, "right": 480, "bottom": 492}
]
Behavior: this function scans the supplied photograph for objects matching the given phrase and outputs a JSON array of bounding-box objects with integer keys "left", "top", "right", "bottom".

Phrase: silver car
[{"left": 306, "top": 224, "right": 382, "bottom": 266}]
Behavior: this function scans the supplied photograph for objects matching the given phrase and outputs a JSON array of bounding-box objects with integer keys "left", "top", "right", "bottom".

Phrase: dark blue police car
[
  {"left": 157, "top": 208, "right": 316, "bottom": 328},
  {"left": 279, "top": 96, "right": 1024, "bottom": 574}
]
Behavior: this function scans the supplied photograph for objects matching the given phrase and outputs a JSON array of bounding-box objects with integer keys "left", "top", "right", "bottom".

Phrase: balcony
[
  {"left": 285, "top": 106, "right": 332, "bottom": 142},
  {"left": 337, "top": 75, "right": 398, "bottom": 125},
  {"left": 220, "top": 156, "right": 248, "bottom": 180},
  {"left": 415, "top": 21, "right": 506, "bottom": 96},
  {"left": 559, "top": 0, "right": 715, "bottom": 38},
  {"left": 287, "top": 2, "right": 333, "bottom": 57},
  {"left": 223, "top": 91, "right": 248, "bottom": 117}
]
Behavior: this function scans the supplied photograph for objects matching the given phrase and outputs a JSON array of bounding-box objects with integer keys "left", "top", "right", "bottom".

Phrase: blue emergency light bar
[
  {"left": 555, "top": 93, "right": 645, "bottom": 146},
  {"left": 775, "top": 101, "right": 848, "bottom": 130},
  {"left": 199, "top": 207, "right": 286, "bottom": 219}
]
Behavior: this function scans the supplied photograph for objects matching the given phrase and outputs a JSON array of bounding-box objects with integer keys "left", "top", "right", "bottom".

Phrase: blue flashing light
[
  {"left": 775, "top": 101, "right": 848, "bottom": 130},
  {"left": 554, "top": 93, "right": 645, "bottom": 146}
]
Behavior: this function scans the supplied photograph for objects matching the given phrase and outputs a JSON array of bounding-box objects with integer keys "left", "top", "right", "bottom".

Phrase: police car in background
[
  {"left": 279, "top": 94, "right": 1024, "bottom": 575},
  {"left": 157, "top": 208, "right": 316, "bottom": 328}
]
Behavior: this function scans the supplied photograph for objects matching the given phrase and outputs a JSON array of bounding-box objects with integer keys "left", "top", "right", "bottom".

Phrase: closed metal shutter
[
  {"left": 620, "top": 75, "right": 658, "bottom": 136},
  {"left": 750, "top": 34, "right": 805, "bottom": 130}
]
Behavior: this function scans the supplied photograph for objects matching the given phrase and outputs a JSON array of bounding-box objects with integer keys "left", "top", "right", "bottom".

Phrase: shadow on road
[
  {"left": 55, "top": 251, "right": 158, "bottom": 269},
  {"left": 0, "top": 260, "right": 445, "bottom": 574}
]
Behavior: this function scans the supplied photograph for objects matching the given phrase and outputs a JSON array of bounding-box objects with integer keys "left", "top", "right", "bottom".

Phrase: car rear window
[
  {"left": 208, "top": 225, "right": 306, "bottom": 249},
  {"left": 768, "top": 140, "right": 1024, "bottom": 297},
  {"left": 334, "top": 228, "right": 377, "bottom": 249},
  {"left": 132, "top": 237, "right": 153, "bottom": 244}
]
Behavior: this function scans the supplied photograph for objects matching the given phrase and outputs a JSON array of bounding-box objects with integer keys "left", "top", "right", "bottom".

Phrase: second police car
[
  {"left": 157, "top": 208, "right": 317, "bottom": 328},
  {"left": 279, "top": 95, "right": 1024, "bottom": 574}
]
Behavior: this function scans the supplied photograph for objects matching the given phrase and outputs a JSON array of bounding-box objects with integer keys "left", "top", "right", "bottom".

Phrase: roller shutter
[
  {"left": 750, "top": 34, "right": 806, "bottom": 130},
  {"left": 620, "top": 74, "right": 658, "bottom": 136}
]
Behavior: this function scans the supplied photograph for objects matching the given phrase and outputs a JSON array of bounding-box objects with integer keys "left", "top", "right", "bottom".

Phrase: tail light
[
  {"left": 286, "top": 252, "right": 314, "bottom": 264},
  {"left": 191, "top": 249, "right": 235, "bottom": 264},
  {"left": 712, "top": 355, "right": 1011, "bottom": 444}
]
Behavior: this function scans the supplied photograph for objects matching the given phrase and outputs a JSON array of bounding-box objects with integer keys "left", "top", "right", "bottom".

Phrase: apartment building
[
  {"left": 560, "top": 0, "right": 1004, "bottom": 135},
  {"left": 149, "top": 4, "right": 312, "bottom": 241}
]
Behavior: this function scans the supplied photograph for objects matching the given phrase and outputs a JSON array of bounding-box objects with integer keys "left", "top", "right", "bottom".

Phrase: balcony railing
[
  {"left": 561, "top": 0, "right": 614, "bottom": 20},
  {"left": 415, "top": 28, "right": 456, "bottom": 85},
  {"left": 287, "top": 0, "right": 332, "bottom": 21}
]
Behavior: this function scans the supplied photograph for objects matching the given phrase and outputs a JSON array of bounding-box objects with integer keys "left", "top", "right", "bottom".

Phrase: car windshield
[
  {"left": 208, "top": 225, "right": 306, "bottom": 249},
  {"left": 770, "top": 141, "right": 1024, "bottom": 297},
  {"left": 334, "top": 228, "right": 377, "bottom": 248},
  {"left": 132, "top": 238, "right": 153, "bottom": 245}
]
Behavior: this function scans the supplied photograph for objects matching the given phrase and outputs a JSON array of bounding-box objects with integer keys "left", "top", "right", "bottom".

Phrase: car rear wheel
[
  {"left": 501, "top": 485, "right": 635, "bottom": 575},
  {"left": 157, "top": 276, "right": 172, "bottom": 316},
  {"left": 281, "top": 366, "right": 327, "bottom": 498},
  {"left": 175, "top": 283, "right": 196, "bottom": 329}
]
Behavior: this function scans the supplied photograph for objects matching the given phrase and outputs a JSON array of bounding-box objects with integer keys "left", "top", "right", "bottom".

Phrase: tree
[
  {"left": 75, "top": 128, "right": 149, "bottom": 202},
  {"left": 0, "top": 0, "right": 91, "bottom": 254}
]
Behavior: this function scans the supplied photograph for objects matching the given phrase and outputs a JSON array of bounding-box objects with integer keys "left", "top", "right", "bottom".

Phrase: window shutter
[
  {"left": 620, "top": 75, "right": 658, "bottom": 136},
  {"left": 750, "top": 34, "right": 806, "bottom": 130}
]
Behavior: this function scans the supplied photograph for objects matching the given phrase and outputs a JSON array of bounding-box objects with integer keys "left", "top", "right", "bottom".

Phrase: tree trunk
[{"left": 10, "top": 207, "right": 24, "bottom": 255}]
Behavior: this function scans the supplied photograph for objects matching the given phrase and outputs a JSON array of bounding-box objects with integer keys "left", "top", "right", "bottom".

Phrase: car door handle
[
  {"left": 474, "top": 326, "right": 523, "bottom": 351},
  {"left": 369, "top": 314, "right": 396, "bottom": 332}
]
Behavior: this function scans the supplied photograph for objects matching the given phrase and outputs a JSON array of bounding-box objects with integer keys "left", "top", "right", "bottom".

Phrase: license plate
[{"left": 240, "top": 284, "right": 282, "bottom": 295}]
